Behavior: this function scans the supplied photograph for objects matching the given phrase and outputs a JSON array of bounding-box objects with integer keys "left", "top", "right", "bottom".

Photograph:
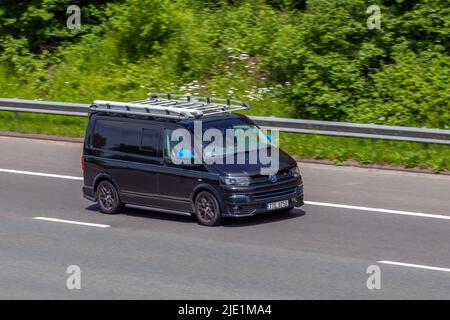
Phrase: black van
[{"left": 82, "top": 94, "right": 303, "bottom": 226}]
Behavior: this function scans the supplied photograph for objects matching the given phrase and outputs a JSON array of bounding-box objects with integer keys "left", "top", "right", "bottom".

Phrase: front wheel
[
  {"left": 194, "top": 191, "right": 222, "bottom": 226},
  {"left": 96, "top": 180, "right": 123, "bottom": 214}
]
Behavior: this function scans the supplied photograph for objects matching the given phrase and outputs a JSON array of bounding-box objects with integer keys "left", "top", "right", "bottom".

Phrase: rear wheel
[
  {"left": 194, "top": 191, "right": 222, "bottom": 226},
  {"left": 96, "top": 180, "right": 123, "bottom": 214}
]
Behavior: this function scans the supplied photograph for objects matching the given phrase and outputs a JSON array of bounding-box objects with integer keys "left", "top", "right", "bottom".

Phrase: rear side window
[
  {"left": 93, "top": 120, "right": 161, "bottom": 157},
  {"left": 141, "top": 128, "right": 161, "bottom": 157},
  {"left": 121, "top": 126, "right": 141, "bottom": 154},
  {"left": 93, "top": 120, "right": 124, "bottom": 151}
]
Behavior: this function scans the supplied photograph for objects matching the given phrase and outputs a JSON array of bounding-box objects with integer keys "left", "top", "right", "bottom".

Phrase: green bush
[
  {"left": 0, "top": 0, "right": 449, "bottom": 170},
  {"left": 2, "top": 0, "right": 448, "bottom": 128}
]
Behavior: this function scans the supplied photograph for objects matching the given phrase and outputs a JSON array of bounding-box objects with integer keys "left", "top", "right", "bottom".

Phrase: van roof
[
  {"left": 90, "top": 94, "right": 250, "bottom": 120},
  {"left": 91, "top": 110, "right": 250, "bottom": 126}
]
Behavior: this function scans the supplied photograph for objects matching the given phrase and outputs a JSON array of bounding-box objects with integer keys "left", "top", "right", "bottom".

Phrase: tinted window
[
  {"left": 121, "top": 126, "right": 141, "bottom": 153},
  {"left": 163, "top": 128, "right": 196, "bottom": 159},
  {"left": 93, "top": 120, "right": 140, "bottom": 153},
  {"left": 163, "top": 129, "right": 175, "bottom": 158},
  {"left": 141, "top": 128, "right": 161, "bottom": 157},
  {"left": 93, "top": 120, "right": 122, "bottom": 150}
]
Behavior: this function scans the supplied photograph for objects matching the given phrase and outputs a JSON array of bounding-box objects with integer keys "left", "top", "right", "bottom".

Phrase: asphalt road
[{"left": 0, "top": 136, "right": 449, "bottom": 299}]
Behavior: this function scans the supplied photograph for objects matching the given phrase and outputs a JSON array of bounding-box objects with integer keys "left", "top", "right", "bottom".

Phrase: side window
[
  {"left": 121, "top": 126, "right": 141, "bottom": 154},
  {"left": 164, "top": 128, "right": 197, "bottom": 161},
  {"left": 164, "top": 128, "right": 176, "bottom": 158},
  {"left": 93, "top": 120, "right": 162, "bottom": 157},
  {"left": 140, "top": 128, "right": 161, "bottom": 157},
  {"left": 93, "top": 120, "right": 122, "bottom": 150}
]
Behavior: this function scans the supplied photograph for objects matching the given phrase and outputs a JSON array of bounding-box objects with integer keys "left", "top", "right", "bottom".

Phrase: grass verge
[
  {"left": 1, "top": 111, "right": 449, "bottom": 172},
  {"left": 0, "top": 112, "right": 87, "bottom": 137},
  {"left": 281, "top": 133, "right": 450, "bottom": 173}
]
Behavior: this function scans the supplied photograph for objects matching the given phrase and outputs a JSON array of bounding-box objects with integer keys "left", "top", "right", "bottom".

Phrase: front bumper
[{"left": 221, "top": 183, "right": 304, "bottom": 217}]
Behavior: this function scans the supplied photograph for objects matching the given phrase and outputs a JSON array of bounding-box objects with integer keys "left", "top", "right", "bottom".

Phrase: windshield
[{"left": 200, "top": 118, "right": 273, "bottom": 158}]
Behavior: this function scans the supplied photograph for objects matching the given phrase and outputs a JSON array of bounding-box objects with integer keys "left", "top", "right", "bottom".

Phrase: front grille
[
  {"left": 251, "top": 186, "right": 297, "bottom": 200},
  {"left": 250, "top": 171, "right": 293, "bottom": 185}
]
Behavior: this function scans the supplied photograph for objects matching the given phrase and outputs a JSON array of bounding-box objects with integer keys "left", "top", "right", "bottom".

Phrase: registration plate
[{"left": 266, "top": 200, "right": 289, "bottom": 210}]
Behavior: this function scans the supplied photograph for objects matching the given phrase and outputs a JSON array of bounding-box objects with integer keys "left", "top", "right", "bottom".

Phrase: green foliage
[
  {"left": 0, "top": 112, "right": 87, "bottom": 137},
  {"left": 1, "top": 0, "right": 448, "bottom": 128},
  {"left": 105, "top": 0, "right": 181, "bottom": 58},
  {"left": 350, "top": 50, "right": 450, "bottom": 128},
  {"left": 0, "top": 0, "right": 449, "bottom": 170},
  {"left": 0, "top": 0, "right": 112, "bottom": 53}
]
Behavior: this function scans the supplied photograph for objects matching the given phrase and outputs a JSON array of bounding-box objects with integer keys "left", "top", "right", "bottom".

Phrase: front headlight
[
  {"left": 290, "top": 166, "right": 301, "bottom": 178},
  {"left": 221, "top": 176, "right": 251, "bottom": 186}
]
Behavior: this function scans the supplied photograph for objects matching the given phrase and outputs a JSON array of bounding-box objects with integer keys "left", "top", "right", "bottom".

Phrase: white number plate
[{"left": 266, "top": 200, "right": 289, "bottom": 210}]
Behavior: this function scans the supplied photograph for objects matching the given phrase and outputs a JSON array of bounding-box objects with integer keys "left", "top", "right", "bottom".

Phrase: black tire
[
  {"left": 194, "top": 191, "right": 222, "bottom": 226},
  {"left": 96, "top": 180, "right": 123, "bottom": 214}
]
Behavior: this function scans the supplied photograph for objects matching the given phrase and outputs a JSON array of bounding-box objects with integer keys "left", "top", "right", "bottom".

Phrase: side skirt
[{"left": 125, "top": 204, "right": 193, "bottom": 217}]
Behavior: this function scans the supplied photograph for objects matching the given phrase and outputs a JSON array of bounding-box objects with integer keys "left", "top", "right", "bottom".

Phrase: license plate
[{"left": 266, "top": 200, "right": 289, "bottom": 210}]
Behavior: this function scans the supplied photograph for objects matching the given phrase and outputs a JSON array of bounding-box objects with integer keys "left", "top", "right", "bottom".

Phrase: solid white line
[
  {"left": 2, "top": 167, "right": 449, "bottom": 221},
  {"left": 33, "top": 217, "right": 110, "bottom": 228},
  {"left": 0, "top": 168, "right": 82, "bottom": 180},
  {"left": 378, "top": 260, "right": 450, "bottom": 273},
  {"left": 304, "top": 201, "right": 450, "bottom": 221}
]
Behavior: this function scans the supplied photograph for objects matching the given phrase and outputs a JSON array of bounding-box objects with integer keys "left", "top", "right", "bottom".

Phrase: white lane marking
[
  {"left": 33, "top": 217, "right": 110, "bottom": 228},
  {"left": 378, "top": 260, "right": 450, "bottom": 273},
  {"left": 2, "top": 167, "right": 449, "bottom": 221},
  {"left": 0, "top": 168, "right": 82, "bottom": 180},
  {"left": 305, "top": 201, "right": 450, "bottom": 221}
]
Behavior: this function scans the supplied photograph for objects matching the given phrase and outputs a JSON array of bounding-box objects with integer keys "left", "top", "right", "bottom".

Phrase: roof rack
[{"left": 90, "top": 93, "right": 250, "bottom": 120}]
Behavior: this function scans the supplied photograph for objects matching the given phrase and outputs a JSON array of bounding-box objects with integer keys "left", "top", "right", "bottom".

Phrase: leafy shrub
[{"left": 0, "top": 0, "right": 448, "bottom": 129}]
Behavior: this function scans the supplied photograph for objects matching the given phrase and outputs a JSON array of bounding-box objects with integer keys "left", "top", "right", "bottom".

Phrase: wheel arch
[
  {"left": 93, "top": 173, "right": 120, "bottom": 193},
  {"left": 190, "top": 184, "right": 223, "bottom": 212}
]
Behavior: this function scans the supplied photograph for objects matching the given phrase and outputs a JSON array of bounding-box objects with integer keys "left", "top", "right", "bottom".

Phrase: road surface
[{"left": 0, "top": 136, "right": 449, "bottom": 299}]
